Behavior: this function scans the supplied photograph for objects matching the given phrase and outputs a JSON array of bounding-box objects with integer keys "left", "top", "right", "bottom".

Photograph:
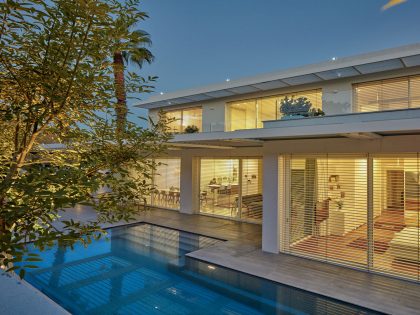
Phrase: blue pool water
[{"left": 22, "top": 223, "right": 380, "bottom": 314}]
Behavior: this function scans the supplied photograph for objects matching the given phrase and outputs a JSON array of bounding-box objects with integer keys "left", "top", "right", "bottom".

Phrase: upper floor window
[
  {"left": 354, "top": 75, "right": 420, "bottom": 113},
  {"left": 165, "top": 107, "right": 202, "bottom": 133},
  {"left": 226, "top": 89, "right": 322, "bottom": 131}
]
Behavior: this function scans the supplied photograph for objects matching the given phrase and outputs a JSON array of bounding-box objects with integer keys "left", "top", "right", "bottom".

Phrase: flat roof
[{"left": 136, "top": 43, "right": 420, "bottom": 109}]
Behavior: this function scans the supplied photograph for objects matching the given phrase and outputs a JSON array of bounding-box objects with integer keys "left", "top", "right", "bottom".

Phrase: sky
[{"left": 130, "top": 0, "right": 420, "bottom": 124}]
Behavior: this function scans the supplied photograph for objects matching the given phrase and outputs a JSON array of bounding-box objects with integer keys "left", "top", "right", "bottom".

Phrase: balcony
[{"left": 170, "top": 107, "right": 420, "bottom": 147}]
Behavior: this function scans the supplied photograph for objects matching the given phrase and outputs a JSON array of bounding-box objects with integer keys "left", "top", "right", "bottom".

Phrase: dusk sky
[{"left": 130, "top": 0, "right": 420, "bottom": 122}]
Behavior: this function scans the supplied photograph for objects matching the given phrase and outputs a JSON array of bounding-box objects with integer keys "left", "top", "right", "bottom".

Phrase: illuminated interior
[
  {"left": 226, "top": 89, "right": 322, "bottom": 131},
  {"left": 280, "top": 155, "right": 420, "bottom": 281},
  {"left": 354, "top": 75, "right": 420, "bottom": 112},
  {"left": 199, "top": 158, "right": 263, "bottom": 223},
  {"left": 151, "top": 158, "right": 181, "bottom": 210},
  {"left": 165, "top": 107, "right": 202, "bottom": 133}
]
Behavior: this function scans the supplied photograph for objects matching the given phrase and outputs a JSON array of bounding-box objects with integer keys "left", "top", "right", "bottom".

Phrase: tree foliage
[
  {"left": 0, "top": 0, "right": 170, "bottom": 277},
  {"left": 111, "top": 0, "right": 155, "bottom": 137}
]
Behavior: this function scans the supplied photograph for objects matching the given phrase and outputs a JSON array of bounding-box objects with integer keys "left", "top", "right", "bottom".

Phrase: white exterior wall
[
  {"left": 149, "top": 67, "right": 420, "bottom": 131},
  {"left": 262, "top": 153, "right": 280, "bottom": 253},
  {"left": 202, "top": 101, "right": 225, "bottom": 132}
]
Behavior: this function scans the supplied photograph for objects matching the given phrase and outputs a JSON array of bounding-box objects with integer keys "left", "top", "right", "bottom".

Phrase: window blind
[
  {"left": 280, "top": 154, "right": 420, "bottom": 282},
  {"left": 354, "top": 75, "right": 420, "bottom": 113},
  {"left": 373, "top": 155, "right": 420, "bottom": 281},
  {"left": 281, "top": 155, "right": 368, "bottom": 269}
]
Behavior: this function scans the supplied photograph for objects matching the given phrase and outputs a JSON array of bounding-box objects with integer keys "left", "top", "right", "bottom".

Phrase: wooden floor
[
  {"left": 60, "top": 206, "right": 420, "bottom": 314},
  {"left": 200, "top": 194, "right": 263, "bottom": 222},
  {"left": 288, "top": 209, "right": 419, "bottom": 279}
]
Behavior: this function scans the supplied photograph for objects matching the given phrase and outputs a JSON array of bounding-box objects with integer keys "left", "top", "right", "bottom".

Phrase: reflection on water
[{"left": 22, "top": 224, "right": 379, "bottom": 315}]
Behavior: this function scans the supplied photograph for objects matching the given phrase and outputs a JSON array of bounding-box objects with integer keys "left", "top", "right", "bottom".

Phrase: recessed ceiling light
[
  {"left": 160, "top": 92, "right": 164, "bottom": 95},
  {"left": 331, "top": 57, "right": 337, "bottom": 61}
]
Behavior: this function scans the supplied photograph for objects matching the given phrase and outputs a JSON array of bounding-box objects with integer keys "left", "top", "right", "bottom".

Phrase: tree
[
  {"left": 111, "top": 0, "right": 154, "bottom": 138},
  {"left": 0, "top": 0, "right": 170, "bottom": 277}
]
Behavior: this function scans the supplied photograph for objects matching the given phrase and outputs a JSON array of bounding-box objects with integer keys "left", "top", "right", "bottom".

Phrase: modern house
[{"left": 136, "top": 44, "right": 420, "bottom": 283}]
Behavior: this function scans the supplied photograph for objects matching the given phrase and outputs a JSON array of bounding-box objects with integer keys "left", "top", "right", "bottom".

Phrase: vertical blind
[
  {"left": 354, "top": 75, "right": 420, "bottom": 112},
  {"left": 280, "top": 154, "right": 420, "bottom": 282}
]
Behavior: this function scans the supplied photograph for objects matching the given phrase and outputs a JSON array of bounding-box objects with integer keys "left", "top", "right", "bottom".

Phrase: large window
[
  {"left": 281, "top": 155, "right": 368, "bottom": 268},
  {"left": 151, "top": 158, "right": 181, "bottom": 210},
  {"left": 373, "top": 155, "right": 420, "bottom": 281},
  {"left": 199, "top": 158, "right": 263, "bottom": 223},
  {"left": 280, "top": 154, "right": 420, "bottom": 282},
  {"left": 354, "top": 75, "right": 420, "bottom": 112},
  {"left": 226, "top": 89, "right": 322, "bottom": 131},
  {"left": 166, "top": 107, "right": 202, "bottom": 133}
]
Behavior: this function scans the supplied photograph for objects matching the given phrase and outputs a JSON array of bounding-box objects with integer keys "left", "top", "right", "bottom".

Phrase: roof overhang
[
  {"left": 167, "top": 108, "right": 420, "bottom": 148},
  {"left": 136, "top": 43, "right": 420, "bottom": 110}
]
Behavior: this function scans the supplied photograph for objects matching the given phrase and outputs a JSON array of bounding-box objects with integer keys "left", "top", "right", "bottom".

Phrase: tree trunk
[{"left": 113, "top": 51, "right": 127, "bottom": 139}]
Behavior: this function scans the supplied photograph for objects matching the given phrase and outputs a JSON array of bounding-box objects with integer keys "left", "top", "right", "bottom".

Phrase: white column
[
  {"left": 262, "top": 153, "right": 280, "bottom": 253},
  {"left": 179, "top": 155, "right": 199, "bottom": 214}
]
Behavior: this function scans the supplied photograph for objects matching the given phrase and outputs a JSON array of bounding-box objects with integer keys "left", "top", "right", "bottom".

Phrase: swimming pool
[{"left": 22, "top": 223, "right": 380, "bottom": 314}]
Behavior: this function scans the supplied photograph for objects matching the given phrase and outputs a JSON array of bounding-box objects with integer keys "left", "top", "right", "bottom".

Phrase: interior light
[{"left": 208, "top": 265, "right": 216, "bottom": 270}]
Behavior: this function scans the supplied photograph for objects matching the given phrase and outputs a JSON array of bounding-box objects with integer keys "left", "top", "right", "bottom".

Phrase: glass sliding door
[
  {"left": 241, "top": 159, "right": 263, "bottom": 223},
  {"left": 280, "top": 153, "right": 420, "bottom": 282},
  {"left": 199, "top": 158, "right": 263, "bottom": 222},
  {"left": 373, "top": 155, "right": 420, "bottom": 281},
  {"left": 152, "top": 158, "right": 181, "bottom": 210},
  {"left": 282, "top": 155, "right": 368, "bottom": 268},
  {"left": 226, "top": 89, "right": 322, "bottom": 131},
  {"left": 199, "top": 159, "right": 240, "bottom": 218}
]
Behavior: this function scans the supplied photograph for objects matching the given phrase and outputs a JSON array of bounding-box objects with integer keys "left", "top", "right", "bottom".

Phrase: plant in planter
[
  {"left": 184, "top": 125, "right": 200, "bottom": 133},
  {"left": 307, "top": 108, "right": 325, "bottom": 117},
  {"left": 279, "top": 97, "right": 312, "bottom": 119}
]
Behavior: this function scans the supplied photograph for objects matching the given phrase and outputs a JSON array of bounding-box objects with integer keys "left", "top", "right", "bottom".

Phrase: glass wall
[
  {"left": 151, "top": 158, "right": 181, "bottom": 210},
  {"left": 226, "top": 89, "right": 322, "bottom": 131},
  {"left": 200, "top": 159, "right": 240, "bottom": 218},
  {"left": 373, "top": 155, "right": 420, "bottom": 281},
  {"left": 281, "top": 155, "right": 368, "bottom": 268},
  {"left": 166, "top": 107, "right": 202, "bottom": 133},
  {"left": 280, "top": 154, "right": 420, "bottom": 282},
  {"left": 354, "top": 75, "right": 420, "bottom": 112},
  {"left": 199, "top": 158, "right": 263, "bottom": 223}
]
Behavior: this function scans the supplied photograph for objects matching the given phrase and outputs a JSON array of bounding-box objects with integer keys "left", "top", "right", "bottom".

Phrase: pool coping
[{"left": 18, "top": 219, "right": 381, "bottom": 314}]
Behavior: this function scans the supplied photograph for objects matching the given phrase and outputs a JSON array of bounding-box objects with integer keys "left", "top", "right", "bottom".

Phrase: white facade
[{"left": 137, "top": 44, "right": 420, "bottom": 282}]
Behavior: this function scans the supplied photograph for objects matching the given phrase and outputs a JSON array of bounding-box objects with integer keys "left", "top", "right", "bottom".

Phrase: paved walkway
[{"left": 3, "top": 206, "right": 420, "bottom": 314}]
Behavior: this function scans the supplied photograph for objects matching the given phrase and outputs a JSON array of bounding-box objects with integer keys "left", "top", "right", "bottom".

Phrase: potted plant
[
  {"left": 307, "top": 108, "right": 325, "bottom": 117},
  {"left": 184, "top": 125, "right": 199, "bottom": 133},
  {"left": 279, "top": 97, "right": 312, "bottom": 119}
]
